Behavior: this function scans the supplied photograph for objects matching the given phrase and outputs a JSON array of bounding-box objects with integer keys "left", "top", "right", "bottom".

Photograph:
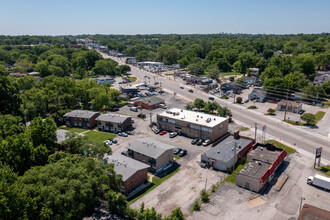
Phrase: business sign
[{"left": 316, "top": 147, "right": 322, "bottom": 158}]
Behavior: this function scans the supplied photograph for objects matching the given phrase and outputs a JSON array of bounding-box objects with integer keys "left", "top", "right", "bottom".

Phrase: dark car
[
  {"left": 197, "top": 139, "right": 203, "bottom": 146},
  {"left": 209, "top": 97, "right": 214, "bottom": 101},
  {"left": 173, "top": 148, "right": 182, "bottom": 155},
  {"left": 158, "top": 90, "right": 165, "bottom": 94},
  {"left": 299, "top": 110, "right": 305, "bottom": 115},
  {"left": 109, "top": 138, "right": 118, "bottom": 144},
  {"left": 121, "top": 151, "right": 129, "bottom": 156},
  {"left": 191, "top": 138, "right": 198, "bottom": 145},
  {"left": 178, "top": 149, "right": 187, "bottom": 157},
  {"left": 180, "top": 86, "right": 184, "bottom": 89},
  {"left": 153, "top": 129, "right": 160, "bottom": 134},
  {"left": 188, "top": 89, "right": 193, "bottom": 93}
]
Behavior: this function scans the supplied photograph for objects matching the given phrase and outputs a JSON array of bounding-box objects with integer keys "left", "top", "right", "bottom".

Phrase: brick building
[
  {"left": 133, "top": 96, "right": 165, "bottom": 109},
  {"left": 63, "top": 110, "right": 100, "bottom": 128},
  {"left": 96, "top": 113, "right": 132, "bottom": 132},
  {"left": 103, "top": 154, "right": 149, "bottom": 194}
]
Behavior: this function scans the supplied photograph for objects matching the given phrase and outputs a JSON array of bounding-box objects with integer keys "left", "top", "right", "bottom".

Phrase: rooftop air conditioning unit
[{"left": 206, "top": 118, "right": 211, "bottom": 123}]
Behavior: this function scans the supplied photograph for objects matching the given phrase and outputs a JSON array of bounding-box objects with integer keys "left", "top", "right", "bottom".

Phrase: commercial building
[
  {"left": 125, "top": 138, "right": 175, "bottom": 173},
  {"left": 277, "top": 100, "right": 302, "bottom": 114},
  {"left": 63, "top": 110, "right": 100, "bottom": 128},
  {"left": 248, "top": 88, "right": 267, "bottom": 103},
  {"left": 157, "top": 108, "right": 229, "bottom": 142},
  {"left": 201, "top": 132, "right": 255, "bottom": 171},
  {"left": 236, "top": 142, "right": 287, "bottom": 193},
  {"left": 103, "top": 154, "right": 149, "bottom": 194},
  {"left": 120, "top": 86, "right": 138, "bottom": 95},
  {"left": 298, "top": 204, "right": 330, "bottom": 220},
  {"left": 133, "top": 96, "right": 165, "bottom": 109},
  {"left": 96, "top": 113, "right": 132, "bottom": 132}
]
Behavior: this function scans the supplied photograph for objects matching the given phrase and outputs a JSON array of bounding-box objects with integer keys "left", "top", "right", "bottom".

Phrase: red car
[{"left": 159, "top": 131, "right": 167, "bottom": 135}]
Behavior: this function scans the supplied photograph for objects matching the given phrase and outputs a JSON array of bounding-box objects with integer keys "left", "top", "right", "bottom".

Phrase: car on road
[
  {"left": 154, "top": 82, "right": 159, "bottom": 85},
  {"left": 158, "top": 90, "right": 165, "bottom": 94},
  {"left": 178, "top": 149, "right": 187, "bottom": 157},
  {"left": 169, "top": 132, "right": 177, "bottom": 138},
  {"left": 180, "top": 86, "right": 184, "bottom": 89},
  {"left": 109, "top": 138, "right": 117, "bottom": 144},
  {"left": 188, "top": 89, "right": 193, "bottom": 93},
  {"left": 153, "top": 129, "right": 160, "bottom": 134},
  {"left": 197, "top": 139, "right": 203, "bottom": 146},
  {"left": 209, "top": 97, "right": 214, "bottom": 101},
  {"left": 202, "top": 139, "right": 211, "bottom": 146},
  {"left": 173, "top": 148, "right": 182, "bottom": 155},
  {"left": 159, "top": 131, "right": 167, "bottom": 135},
  {"left": 118, "top": 132, "right": 128, "bottom": 137},
  {"left": 191, "top": 138, "right": 198, "bottom": 145}
]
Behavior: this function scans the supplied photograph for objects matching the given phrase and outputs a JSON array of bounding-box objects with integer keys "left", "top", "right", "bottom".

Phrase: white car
[
  {"left": 169, "top": 132, "right": 178, "bottom": 138},
  {"left": 159, "top": 104, "right": 167, "bottom": 109},
  {"left": 104, "top": 140, "right": 112, "bottom": 145}
]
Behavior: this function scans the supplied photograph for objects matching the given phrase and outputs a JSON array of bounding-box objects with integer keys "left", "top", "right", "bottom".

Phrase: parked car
[
  {"left": 191, "top": 138, "right": 198, "bottom": 145},
  {"left": 169, "top": 132, "right": 177, "bottom": 138},
  {"left": 202, "top": 139, "right": 211, "bottom": 146},
  {"left": 159, "top": 104, "right": 167, "bottom": 109},
  {"left": 158, "top": 90, "right": 165, "bottom": 94},
  {"left": 188, "top": 89, "right": 193, "bottom": 93},
  {"left": 209, "top": 97, "right": 214, "bottom": 101},
  {"left": 200, "top": 162, "right": 207, "bottom": 168},
  {"left": 159, "top": 131, "right": 167, "bottom": 135},
  {"left": 130, "top": 107, "right": 138, "bottom": 112},
  {"left": 109, "top": 138, "right": 117, "bottom": 144},
  {"left": 178, "top": 149, "right": 187, "bottom": 157},
  {"left": 118, "top": 132, "right": 128, "bottom": 137},
  {"left": 121, "top": 151, "right": 129, "bottom": 156},
  {"left": 244, "top": 100, "right": 249, "bottom": 103},
  {"left": 173, "top": 148, "right": 182, "bottom": 155},
  {"left": 180, "top": 86, "right": 184, "bottom": 89},
  {"left": 104, "top": 140, "right": 112, "bottom": 145},
  {"left": 299, "top": 110, "right": 305, "bottom": 115},
  {"left": 151, "top": 121, "right": 158, "bottom": 126},
  {"left": 154, "top": 82, "right": 159, "bottom": 85},
  {"left": 153, "top": 129, "right": 160, "bottom": 134},
  {"left": 197, "top": 139, "right": 203, "bottom": 146}
]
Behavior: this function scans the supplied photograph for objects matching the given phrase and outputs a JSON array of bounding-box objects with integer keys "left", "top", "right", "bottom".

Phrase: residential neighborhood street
[{"left": 102, "top": 52, "right": 330, "bottom": 163}]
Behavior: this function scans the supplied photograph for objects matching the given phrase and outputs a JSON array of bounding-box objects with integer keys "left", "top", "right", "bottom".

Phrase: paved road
[{"left": 101, "top": 52, "right": 330, "bottom": 161}]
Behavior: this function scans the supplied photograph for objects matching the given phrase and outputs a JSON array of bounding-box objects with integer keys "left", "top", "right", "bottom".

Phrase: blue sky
[{"left": 1, "top": 0, "right": 330, "bottom": 35}]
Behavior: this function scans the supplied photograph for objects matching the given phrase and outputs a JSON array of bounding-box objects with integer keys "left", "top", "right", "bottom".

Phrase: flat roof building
[
  {"left": 236, "top": 142, "right": 287, "bottom": 193},
  {"left": 104, "top": 154, "right": 149, "bottom": 194},
  {"left": 157, "top": 108, "right": 229, "bottom": 142},
  {"left": 133, "top": 96, "right": 165, "bottom": 109},
  {"left": 96, "top": 113, "right": 132, "bottom": 132},
  {"left": 201, "top": 132, "right": 255, "bottom": 171},
  {"left": 126, "top": 138, "right": 175, "bottom": 173},
  {"left": 298, "top": 204, "right": 330, "bottom": 220}
]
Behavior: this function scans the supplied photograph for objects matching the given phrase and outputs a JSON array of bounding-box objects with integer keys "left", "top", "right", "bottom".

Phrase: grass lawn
[
  {"left": 321, "top": 104, "right": 329, "bottom": 109},
  {"left": 128, "top": 168, "right": 180, "bottom": 204},
  {"left": 225, "top": 162, "right": 247, "bottom": 184},
  {"left": 317, "top": 165, "right": 330, "bottom": 177},
  {"left": 264, "top": 140, "right": 296, "bottom": 154},
  {"left": 220, "top": 71, "right": 242, "bottom": 76},
  {"left": 315, "top": 111, "right": 325, "bottom": 123},
  {"left": 129, "top": 77, "right": 137, "bottom": 82},
  {"left": 58, "top": 126, "right": 88, "bottom": 134},
  {"left": 285, "top": 120, "right": 304, "bottom": 126},
  {"left": 174, "top": 155, "right": 180, "bottom": 159},
  {"left": 84, "top": 131, "right": 117, "bottom": 144},
  {"left": 239, "top": 127, "right": 249, "bottom": 131}
]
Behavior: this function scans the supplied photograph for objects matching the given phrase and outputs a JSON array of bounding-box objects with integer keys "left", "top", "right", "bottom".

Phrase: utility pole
[
  {"left": 283, "top": 87, "right": 289, "bottom": 121},
  {"left": 204, "top": 178, "right": 208, "bottom": 191},
  {"left": 299, "top": 197, "right": 305, "bottom": 213},
  {"left": 233, "top": 142, "right": 238, "bottom": 172},
  {"left": 254, "top": 123, "right": 257, "bottom": 141}
]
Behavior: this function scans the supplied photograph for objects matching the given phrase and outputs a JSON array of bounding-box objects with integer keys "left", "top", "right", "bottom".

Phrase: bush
[
  {"left": 236, "top": 97, "right": 242, "bottom": 104},
  {"left": 221, "top": 96, "right": 229, "bottom": 99},
  {"left": 267, "top": 108, "right": 276, "bottom": 115},
  {"left": 247, "top": 105, "right": 257, "bottom": 109},
  {"left": 200, "top": 189, "right": 209, "bottom": 203},
  {"left": 301, "top": 113, "right": 316, "bottom": 125},
  {"left": 191, "top": 200, "right": 200, "bottom": 212}
]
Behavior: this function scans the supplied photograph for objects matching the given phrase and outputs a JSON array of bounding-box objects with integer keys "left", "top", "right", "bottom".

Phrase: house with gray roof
[
  {"left": 201, "top": 132, "right": 255, "bottom": 171},
  {"left": 104, "top": 154, "right": 149, "bottom": 194},
  {"left": 63, "top": 110, "right": 100, "bottom": 128},
  {"left": 96, "top": 113, "right": 132, "bottom": 132},
  {"left": 248, "top": 88, "right": 267, "bottom": 102},
  {"left": 56, "top": 129, "right": 85, "bottom": 144},
  {"left": 126, "top": 138, "right": 175, "bottom": 173}
]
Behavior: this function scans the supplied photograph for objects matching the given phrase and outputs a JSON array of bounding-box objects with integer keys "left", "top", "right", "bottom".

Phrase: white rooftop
[{"left": 158, "top": 108, "right": 228, "bottom": 127}]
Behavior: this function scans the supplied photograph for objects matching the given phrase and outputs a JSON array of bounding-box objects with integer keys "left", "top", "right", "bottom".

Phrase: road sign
[{"left": 316, "top": 147, "right": 322, "bottom": 158}]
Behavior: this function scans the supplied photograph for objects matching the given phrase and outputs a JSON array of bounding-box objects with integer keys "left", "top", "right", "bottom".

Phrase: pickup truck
[{"left": 307, "top": 174, "right": 330, "bottom": 191}]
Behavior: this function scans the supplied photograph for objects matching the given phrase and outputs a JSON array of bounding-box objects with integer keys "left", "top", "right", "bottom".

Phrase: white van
[{"left": 130, "top": 107, "right": 138, "bottom": 112}]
